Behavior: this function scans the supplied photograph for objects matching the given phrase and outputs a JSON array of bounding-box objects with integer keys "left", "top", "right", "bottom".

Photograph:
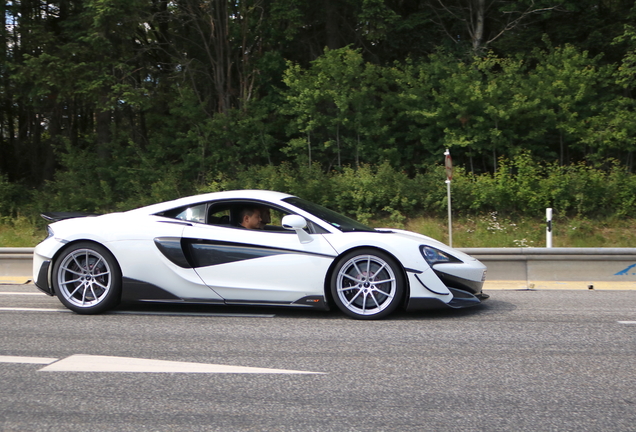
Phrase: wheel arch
[
  {"left": 48, "top": 239, "right": 121, "bottom": 296},
  {"left": 323, "top": 245, "right": 410, "bottom": 310}
]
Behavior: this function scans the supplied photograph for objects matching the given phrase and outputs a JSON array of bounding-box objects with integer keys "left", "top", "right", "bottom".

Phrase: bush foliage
[
  {"left": 22, "top": 153, "right": 633, "bottom": 224},
  {"left": 202, "top": 155, "right": 636, "bottom": 222}
]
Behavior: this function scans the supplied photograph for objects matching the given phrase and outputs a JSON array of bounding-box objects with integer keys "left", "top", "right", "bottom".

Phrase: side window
[
  {"left": 259, "top": 206, "right": 288, "bottom": 231},
  {"left": 259, "top": 205, "right": 323, "bottom": 234},
  {"left": 207, "top": 202, "right": 294, "bottom": 232},
  {"left": 208, "top": 207, "right": 232, "bottom": 225},
  {"left": 163, "top": 201, "right": 328, "bottom": 234},
  {"left": 174, "top": 204, "right": 207, "bottom": 223}
]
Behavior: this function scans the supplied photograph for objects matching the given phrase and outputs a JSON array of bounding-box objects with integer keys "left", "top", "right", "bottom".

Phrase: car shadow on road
[
  {"left": 392, "top": 297, "right": 517, "bottom": 321},
  {"left": 113, "top": 296, "right": 516, "bottom": 321}
]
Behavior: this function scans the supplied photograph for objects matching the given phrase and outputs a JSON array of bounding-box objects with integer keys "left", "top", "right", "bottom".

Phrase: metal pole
[
  {"left": 444, "top": 149, "right": 453, "bottom": 247},
  {"left": 447, "top": 179, "right": 452, "bottom": 247},
  {"left": 546, "top": 208, "right": 553, "bottom": 248}
]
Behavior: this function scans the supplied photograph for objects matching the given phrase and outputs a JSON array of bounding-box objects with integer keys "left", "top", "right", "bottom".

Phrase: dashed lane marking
[
  {"left": 0, "top": 307, "right": 69, "bottom": 312},
  {"left": 0, "top": 292, "right": 46, "bottom": 295},
  {"left": 0, "top": 355, "right": 58, "bottom": 364},
  {"left": 484, "top": 281, "right": 636, "bottom": 290},
  {"left": 1, "top": 354, "right": 324, "bottom": 374},
  {"left": 0, "top": 307, "right": 275, "bottom": 318}
]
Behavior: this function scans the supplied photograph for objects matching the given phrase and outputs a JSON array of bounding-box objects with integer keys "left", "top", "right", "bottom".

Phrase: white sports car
[{"left": 33, "top": 190, "right": 488, "bottom": 319}]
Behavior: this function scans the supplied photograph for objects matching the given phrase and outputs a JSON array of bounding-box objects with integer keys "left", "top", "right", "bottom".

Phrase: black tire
[
  {"left": 330, "top": 248, "right": 404, "bottom": 320},
  {"left": 52, "top": 242, "right": 122, "bottom": 314}
]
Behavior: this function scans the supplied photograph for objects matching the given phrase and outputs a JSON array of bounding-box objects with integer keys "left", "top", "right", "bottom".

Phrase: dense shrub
[
  {"left": 0, "top": 174, "right": 29, "bottom": 217},
  {"left": 194, "top": 153, "right": 636, "bottom": 221},
  {"left": 4, "top": 153, "right": 635, "bottom": 222},
  {"left": 419, "top": 153, "right": 636, "bottom": 219}
]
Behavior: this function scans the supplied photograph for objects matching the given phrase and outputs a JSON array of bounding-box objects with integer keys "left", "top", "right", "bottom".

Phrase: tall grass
[
  {"left": 391, "top": 215, "right": 636, "bottom": 248},
  {"left": 0, "top": 216, "right": 46, "bottom": 247}
]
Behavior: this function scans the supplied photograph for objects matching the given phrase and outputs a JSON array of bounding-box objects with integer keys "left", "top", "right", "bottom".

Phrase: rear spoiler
[{"left": 41, "top": 212, "right": 100, "bottom": 222}]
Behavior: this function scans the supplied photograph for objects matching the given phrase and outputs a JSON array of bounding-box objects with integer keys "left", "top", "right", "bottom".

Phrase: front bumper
[
  {"left": 406, "top": 287, "right": 489, "bottom": 311},
  {"left": 405, "top": 258, "right": 488, "bottom": 311}
]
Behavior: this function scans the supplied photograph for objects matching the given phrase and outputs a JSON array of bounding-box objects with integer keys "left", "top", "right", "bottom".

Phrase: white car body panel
[
  {"left": 182, "top": 224, "right": 337, "bottom": 302},
  {"left": 194, "top": 254, "right": 332, "bottom": 302},
  {"left": 108, "top": 238, "right": 223, "bottom": 301},
  {"left": 406, "top": 271, "right": 450, "bottom": 299}
]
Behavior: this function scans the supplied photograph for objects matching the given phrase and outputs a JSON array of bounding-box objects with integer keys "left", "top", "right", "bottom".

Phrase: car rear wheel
[
  {"left": 330, "top": 249, "right": 404, "bottom": 319},
  {"left": 52, "top": 242, "right": 121, "bottom": 314}
]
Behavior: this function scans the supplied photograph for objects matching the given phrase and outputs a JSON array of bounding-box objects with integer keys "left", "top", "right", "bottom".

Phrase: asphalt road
[{"left": 1, "top": 284, "right": 635, "bottom": 431}]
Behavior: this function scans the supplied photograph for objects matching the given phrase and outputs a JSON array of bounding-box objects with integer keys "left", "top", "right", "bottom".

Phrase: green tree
[
  {"left": 522, "top": 42, "right": 613, "bottom": 165},
  {"left": 282, "top": 47, "right": 386, "bottom": 169}
]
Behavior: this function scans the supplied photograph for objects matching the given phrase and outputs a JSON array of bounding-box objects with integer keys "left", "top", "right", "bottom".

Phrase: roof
[{"left": 128, "top": 190, "right": 296, "bottom": 215}]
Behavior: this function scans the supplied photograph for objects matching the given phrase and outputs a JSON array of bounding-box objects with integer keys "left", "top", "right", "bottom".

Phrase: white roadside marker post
[{"left": 546, "top": 207, "right": 553, "bottom": 248}]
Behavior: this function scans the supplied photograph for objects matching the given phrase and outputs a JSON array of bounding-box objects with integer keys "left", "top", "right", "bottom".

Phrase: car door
[{"left": 181, "top": 212, "right": 338, "bottom": 304}]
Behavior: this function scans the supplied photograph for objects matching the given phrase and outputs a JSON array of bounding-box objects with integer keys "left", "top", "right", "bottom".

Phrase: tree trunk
[
  {"left": 96, "top": 94, "right": 111, "bottom": 160},
  {"left": 356, "top": 133, "right": 360, "bottom": 168},
  {"left": 559, "top": 131, "right": 564, "bottom": 166},
  {"left": 212, "top": 0, "right": 231, "bottom": 114},
  {"left": 307, "top": 131, "right": 312, "bottom": 167},
  {"left": 324, "top": 0, "right": 340, "bottom": 50},
  {"left": 336, "top": 123, "right": 341, "bottom": 168},
  {"left": 472, "top": 0, "right": 485, "bottom": 54}
]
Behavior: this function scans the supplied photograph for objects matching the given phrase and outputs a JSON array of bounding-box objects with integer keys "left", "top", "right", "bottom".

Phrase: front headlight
[{"left": 420, "top": 245, "right": 461, "bottom": 266}]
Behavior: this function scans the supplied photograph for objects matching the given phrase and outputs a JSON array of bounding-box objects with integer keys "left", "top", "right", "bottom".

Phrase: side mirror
[
  {"left": 282, "top": 215, "right": 307, "bottom": 230},
  {"left": 282, "top": 215, "right": 313, "bottom": 244}
]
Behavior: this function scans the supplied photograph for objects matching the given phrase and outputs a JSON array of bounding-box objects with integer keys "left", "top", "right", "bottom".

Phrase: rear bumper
[{"left": 33, "top": 237, "right": 66, "bottom": 296}]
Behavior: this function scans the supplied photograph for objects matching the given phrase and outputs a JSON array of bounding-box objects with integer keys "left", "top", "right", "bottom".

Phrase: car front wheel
[
  {"left": 52, "top": 242, "right": 122, "bottom": 314},
  {"left": 330, "top": 249, "right": 404, "bottom": 319}
]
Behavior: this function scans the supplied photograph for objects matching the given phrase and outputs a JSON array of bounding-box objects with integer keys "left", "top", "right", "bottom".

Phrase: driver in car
[{"left": 238, "top": 207, "right": 262, "bottom": 229}]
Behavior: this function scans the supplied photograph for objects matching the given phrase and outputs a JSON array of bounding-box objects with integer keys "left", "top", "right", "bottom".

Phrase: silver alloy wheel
[
  {"left": 335, "top": 254, "right": 397, "bottom": 316},
  {"left": 57, "top": 248, "right": 113, "bottom": 308}
]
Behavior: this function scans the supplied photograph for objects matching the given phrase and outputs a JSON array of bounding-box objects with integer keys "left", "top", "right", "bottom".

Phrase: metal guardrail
[
  {"left": 0, "top": 247, "right": 33, "bottom": 255},
  {"left": 2, "top": 247, "right": 636, "bottom": 288},
  {"left": 0, "top": 248, "right": 34, "bottom": 279},
  {"left": 458, "top": 247, "right": 636, "bottom": 289},
  {"left": 460, "top": 247, "right": 636, "bottom": 259}
]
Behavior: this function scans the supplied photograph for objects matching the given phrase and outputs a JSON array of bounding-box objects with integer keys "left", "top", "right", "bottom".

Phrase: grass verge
[
  {"left": 0, "top": 216, "right": 47, "bottom": 247},
  {"left": 379, "top": 214, "right": 636, "bottom": 248},
  {"left": 1, "top": 214, "right": 634, "bottom": 248}
]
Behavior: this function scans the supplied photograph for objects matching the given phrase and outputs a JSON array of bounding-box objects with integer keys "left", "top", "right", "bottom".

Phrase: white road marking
[
  {"left": 618, "top": 321, "right": 636, "bottom": 324},
  {"left": 0, "top": 355, "right": 58, "bottom": 364},
  {"left": 0, "top": 307, "right": 69, "bottom": 312},
  {"left": 0, "top": 292, "right": 45, "bottom": 295},
  {"left": 2, "top": 354, "right": 324, "bottom": 374},
  {"left": 38, "top": 354, "right": 324, "bottom": 374},
  {"left": 0, "top": 307, "right": 275, "bottom": 317}
]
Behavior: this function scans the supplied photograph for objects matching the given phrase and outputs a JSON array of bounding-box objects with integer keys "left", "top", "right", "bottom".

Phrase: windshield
[{"left": 283, "top": 197, "right": 375, "bottom": 233}]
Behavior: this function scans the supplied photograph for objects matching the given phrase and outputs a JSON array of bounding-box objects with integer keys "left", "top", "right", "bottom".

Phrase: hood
[{"left": 380, "top": 228, "right": 479, "bottom": 263}]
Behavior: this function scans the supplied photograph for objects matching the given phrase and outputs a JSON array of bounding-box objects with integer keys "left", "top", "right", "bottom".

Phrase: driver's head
[{"left": 239, "top": 207, "right": 262, "bottom": 229}]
